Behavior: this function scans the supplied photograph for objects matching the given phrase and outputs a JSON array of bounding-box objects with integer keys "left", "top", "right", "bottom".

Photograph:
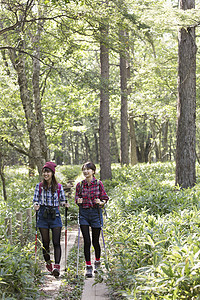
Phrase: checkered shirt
[
  {"left": 33, "top": 183, "right": 66, "bottom": 206},
  {"left": 75, "top": 177, "right": 109, "bottom": 208}
]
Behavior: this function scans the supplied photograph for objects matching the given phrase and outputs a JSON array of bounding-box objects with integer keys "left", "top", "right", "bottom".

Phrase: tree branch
[{"left": 1, "top": 138, "right": 29, "bottom": 156}]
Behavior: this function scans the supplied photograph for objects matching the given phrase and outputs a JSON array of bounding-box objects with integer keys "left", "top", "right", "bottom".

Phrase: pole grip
[{"left": 65, "top": 202, "right": 68, "bottom": 227}]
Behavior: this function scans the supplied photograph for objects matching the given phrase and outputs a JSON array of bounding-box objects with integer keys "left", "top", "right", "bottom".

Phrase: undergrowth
[
  {"left": 2, "top": 162, "right": 200, "bottom": 299},
  {"left": 103, "top": 162, "right": 200, "bottom": 299},
  {"left": 58, "top": 238, "right": 85, "bottom": 299}
]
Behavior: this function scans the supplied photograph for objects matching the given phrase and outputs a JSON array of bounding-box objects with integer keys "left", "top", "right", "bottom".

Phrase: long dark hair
[{"left": 42, "top": 169, "right": 58, "bottom": 194}]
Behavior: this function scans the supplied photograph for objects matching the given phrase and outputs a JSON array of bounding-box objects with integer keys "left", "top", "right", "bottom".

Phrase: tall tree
[
  {"left": 175, "top": 0, "right": 197, "bottom": 188},
  {"left": 0, "top": 144, "right": 7, "bottom": 202},
  {"left": 0, "top": 0, "right": 49, "bottom": 173},
  {"left": 129, "top": 115, "right": 138, "bottom": 165},
  {"left": 99, "top": 21, "right": 112, "bottom": 180},
  {"left": 119, "top": 29, "right": 129, "bottom": 165}
]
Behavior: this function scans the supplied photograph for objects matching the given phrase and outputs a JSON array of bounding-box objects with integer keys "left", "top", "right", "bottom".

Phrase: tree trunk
[
  {"left": 176, "top": 0, "right": 196, "bottom": 188},
  {"left": 74, "top": 132, "right": 80, "bottom": 164},
  {"left": 99, "top": 23, "right": 112, "bottom": 180},
  {"left": 119, "top": 29, "right": 129, "bottom": 165},
  {"left": 94, "top": 132, "right": 99, "bottom": 164},
  {"left": 136, "top": 117, "right": 147, "bottom": 163},
  {"left": 161, "top": 121, "right": 169, "bottom": 162},
  {"left": 0, "top": 151, "right": 7, "bottom": 201},
  {"left": 1, "top": 7, "right": 48, "bottom": 175},
  {"left": 9, "top": 48, "right": 45, "bottom": 174},
  {"left": 110, "top": 118, "right": 120, "bottom": 163},
  {"left": 84, "top": 133, "right": 91, "bottom": 162},
  {"left": 129, "top": 116, "right": 138, "bottom": 165},
  {"left": 32, "top": 16, "right": 49, "bottom": 162}
]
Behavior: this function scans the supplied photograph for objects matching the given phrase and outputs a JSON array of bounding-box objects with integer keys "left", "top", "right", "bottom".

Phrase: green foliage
[
  {"left": 104, "top": 162, "right": 200, "bottom": 299},
  {"left": 0, "top": 166, "right": 38, "bottom": 244},
  {"left": 59, "top": 238, "right": 85, "bottom": 299},
  {"left": 0, "top": 243, "right": 41, "bottom": 299},
  {"left": 59, "top": 165, "right": 81, "bottom": 181},
  {"left": 0, "top": 0, "right": 187, "bottom": 166}
]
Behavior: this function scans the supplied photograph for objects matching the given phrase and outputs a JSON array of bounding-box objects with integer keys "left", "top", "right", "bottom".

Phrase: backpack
[{"left": 39, "top": 182, "right": 62, "bottom": 198}]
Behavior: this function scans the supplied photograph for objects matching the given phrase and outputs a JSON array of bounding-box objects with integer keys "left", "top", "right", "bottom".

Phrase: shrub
[
  {"left": 59, "top": 165, "right": 80, "bottom": 181},
  {"left": 0, "top": 243, "right": 41, "bottom": 299},
  {"left": 104, "top": 162, "right": 200, "bottom": 299}
]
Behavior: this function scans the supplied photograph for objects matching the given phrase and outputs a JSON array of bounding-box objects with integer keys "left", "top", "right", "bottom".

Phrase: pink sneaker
[
  {"left": 52, "top": 264, "right": 60, "bottom": 277},
  {"left": 46, "top": 262, "right": 53, "bottom": 273}
]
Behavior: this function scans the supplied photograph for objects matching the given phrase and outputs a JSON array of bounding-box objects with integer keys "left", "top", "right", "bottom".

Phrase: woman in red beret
[{"left": 33, "top": 161, "right": 68, "bottom": 277}]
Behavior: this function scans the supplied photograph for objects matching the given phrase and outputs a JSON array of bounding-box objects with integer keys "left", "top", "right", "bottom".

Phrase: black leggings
[
  {"left": 39, "top": 227, "right": 62, "bottom": 264},
  {"left": 80, "top": 225, "right": 101, "bottom": 262}
]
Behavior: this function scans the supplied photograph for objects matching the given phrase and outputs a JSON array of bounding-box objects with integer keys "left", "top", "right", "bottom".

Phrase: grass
[
  {"left": 58, "top": 237, "right": 85, "bottom": 300},
  {"left": 103, "top": 162, "right": 200, "bottom": 299}
]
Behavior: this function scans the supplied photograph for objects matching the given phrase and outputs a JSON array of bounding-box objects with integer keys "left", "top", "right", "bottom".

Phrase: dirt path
[
  {"left": 37, "top": 226, "right": 110, "bottom": 300},
  {"left": 38, "top": 228, "right": 77, "bottom": 299}
]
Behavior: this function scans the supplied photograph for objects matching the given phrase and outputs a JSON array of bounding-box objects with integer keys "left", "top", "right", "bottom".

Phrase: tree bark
[
  {"left": 119, "top": 29, "right": 129, "bottom": 165},
  {"left": 84, "top": 133, "right": 91, "bottom": 162},
  {"left": 0, "top": 151, "right": 7, "bottom": 201},
  {"left": 74, "top": 132, "right": 80, "bottom": 165},
  {"left": 110, "top": 118, "right": 120, "bottom": 163},
  {"left": 161, "top": 120, "right": 169, "bottom": 162},
  {"left": 135, "top": 116, "right": 147, "bottom": 162},
  {"left": 9, "top": 48, "right": 45, "bottom": 174},
  {"left": 1, "top": 5, "right": 48, "bottom": 175},
  {"left": 32, "top": 15, "right": 49, "bottom": 162},
  {"left": 129, "top": 116, "right": 138, "bottom": 165},
  {"left": 94, "top": 131, "right": 99, "bottom": 164},
  {"left": 99, "top": 23, "right": 112, "bottom": 180},
  {"left": 176, "top": 0, "right": 196, "bottom": 188}
]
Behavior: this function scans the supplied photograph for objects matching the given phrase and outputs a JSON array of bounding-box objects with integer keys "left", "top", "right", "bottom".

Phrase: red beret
[{"left": 43, "top": 161, "right": 57, "bottom": 173}]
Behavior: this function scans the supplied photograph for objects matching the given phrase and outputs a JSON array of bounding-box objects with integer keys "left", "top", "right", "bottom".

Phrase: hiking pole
[
  {"left": 97, "top": 204, "right": 109, "bottom": 268},
  {"left": 65, "top": 200, "right": 68, "bottom": 272},
  {"left": 101, "top": 224, "right": 108, "bottom": 264},
  {"left": 76, "top": 209, "right": 81, "bottom": 278},
  {"left": 35, "top": 206, "right": 38, "bottom": 263}
]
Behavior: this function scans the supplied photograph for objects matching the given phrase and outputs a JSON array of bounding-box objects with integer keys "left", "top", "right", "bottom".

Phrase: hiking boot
[
  {"left": 94, "top": 260, "right": 101, "bottom": 273},
  {"left": 85, "top": 265, "right": 93, "bottom": 278},
  {"left": 52, "top": 264, "right": 60, "bottom": 278},
  {"left": 46, "top": 261, "right": 53, "bottom": 273}
]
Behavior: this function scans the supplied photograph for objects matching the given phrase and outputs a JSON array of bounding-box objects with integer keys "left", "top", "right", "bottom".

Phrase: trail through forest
[
  {"left": 39, "top": 228, "right": 77, "bottom": 299},
  {"left": 38, "top": 227, "right": 109, "bottom": 299}
]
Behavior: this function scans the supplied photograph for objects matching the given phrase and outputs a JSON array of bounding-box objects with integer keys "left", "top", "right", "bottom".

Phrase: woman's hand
[
  {"left": 34, "top": 202, "right": 40, "bottom": 211},
  {"left": 77, "top": 198, "right": 83, "bottom": 204},
  {"left": 62, "top": 202, "right": 69, "bottom": 208},
  {"left": 95, "top": 199, "right": 106, "bottom": 207}
]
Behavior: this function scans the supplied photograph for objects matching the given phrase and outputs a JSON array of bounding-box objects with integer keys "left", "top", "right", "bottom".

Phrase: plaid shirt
[
  {"left": 75, "top": 177, "right": 109, "bottom": 208},
  {"left": 33, "top": 183, "right": 66, "bottom": 206}
]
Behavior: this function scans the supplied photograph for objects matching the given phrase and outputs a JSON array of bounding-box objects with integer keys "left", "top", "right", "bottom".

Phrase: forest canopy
[{"left": 0, "top": 0, "right": 200, "bottom": 183}]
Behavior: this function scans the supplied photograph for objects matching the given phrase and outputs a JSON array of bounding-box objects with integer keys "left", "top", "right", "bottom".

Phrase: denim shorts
[
  {"left": 79, "top": 206, "right": 103, "bottom": 228},
  {"left": 37, "top": 206, "right": 62, "bottom": 229}
]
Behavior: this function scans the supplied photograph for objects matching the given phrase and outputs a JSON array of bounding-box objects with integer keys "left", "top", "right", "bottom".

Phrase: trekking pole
[
  {"left": 65, "top": 201, "right": 68, "bottom": 272},
  {"left": 76, "top": 209, "right": 81, "bottom": 278},
  {"left": 35, "top": 208, "right": 38, "bottom": 263},
  {"left": 101, "top": 224, "right": 108, "bottom": 264},
  {"left": 103, "top": 203, "right": 108, "bottom": 220},
  {"left": 97, "top": 204, "right": 109, "bottom": 269}
]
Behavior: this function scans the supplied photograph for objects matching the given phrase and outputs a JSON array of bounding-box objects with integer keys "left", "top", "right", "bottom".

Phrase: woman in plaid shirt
[
  {"left": 33, "top": 161, "right": 68, "bottom": 277},
  {"left": 75, "top": 161, "right": 109, "bottom": 277}
]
